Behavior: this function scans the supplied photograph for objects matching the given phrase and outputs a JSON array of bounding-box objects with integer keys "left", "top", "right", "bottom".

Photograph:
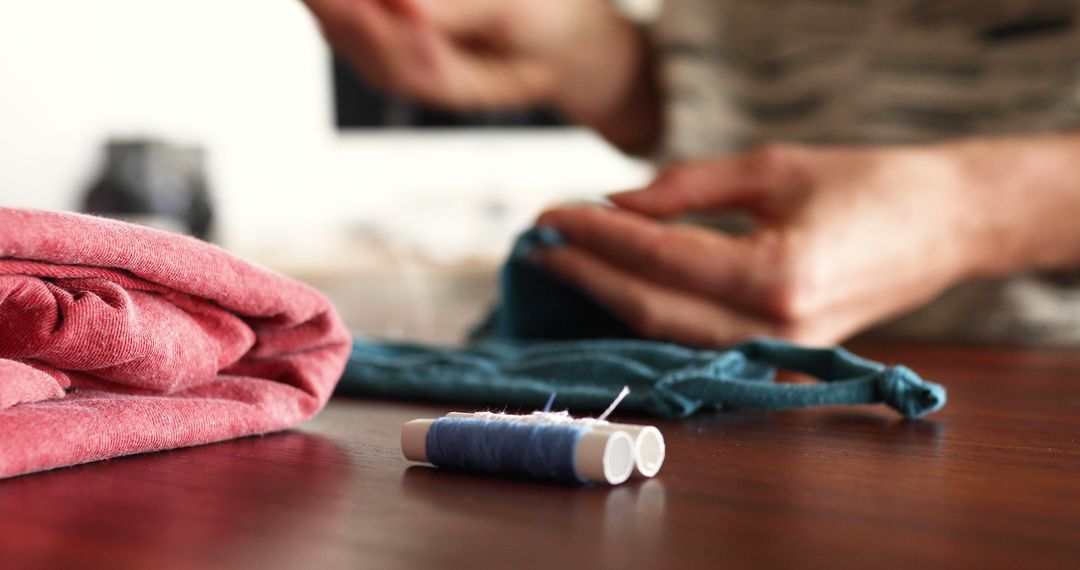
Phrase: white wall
[{"left": 0, "top": 1, "right": 651, "bottom": 267}]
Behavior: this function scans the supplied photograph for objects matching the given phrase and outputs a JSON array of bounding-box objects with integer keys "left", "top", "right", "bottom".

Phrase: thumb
[{"left": 609, "top": 145, "right": 808, "bottom": 218}]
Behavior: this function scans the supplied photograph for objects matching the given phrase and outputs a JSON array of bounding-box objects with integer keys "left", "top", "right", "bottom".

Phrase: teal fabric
[{"left": 338, "top": 228, "right": 947, "bottom": 419}]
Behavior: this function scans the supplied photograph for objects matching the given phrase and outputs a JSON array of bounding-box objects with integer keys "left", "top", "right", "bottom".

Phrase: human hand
[
  {"left": 532, "top": 144, "right": 984, "bottom": 347},
  {"left": 302, "top": 0, "right": 636, "bottom": 112}
]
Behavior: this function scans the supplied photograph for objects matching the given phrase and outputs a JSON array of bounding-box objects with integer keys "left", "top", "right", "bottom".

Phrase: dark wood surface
[{"left": 1, "top": 341, "right": 1078, "bottom": 570}]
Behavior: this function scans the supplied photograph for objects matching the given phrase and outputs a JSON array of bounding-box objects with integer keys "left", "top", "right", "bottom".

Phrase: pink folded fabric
[{"left": 0, "top": 208, "right": 351, "bottom": 478}]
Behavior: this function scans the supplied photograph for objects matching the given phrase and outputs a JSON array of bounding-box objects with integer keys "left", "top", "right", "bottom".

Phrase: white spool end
[
  {"left": 574, "top": 430, "right": 635, "bottom": 485},
  {"left": 401, "top": 419, "right": 434, "bottom": 463},
  {"left": 633, "top": 426, "right": 665, "bottom": 478}
]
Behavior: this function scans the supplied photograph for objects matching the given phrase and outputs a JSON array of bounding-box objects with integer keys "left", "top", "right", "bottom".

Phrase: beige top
[{"left": 654, "top": 0, "right": 1080, "bottom": 345}]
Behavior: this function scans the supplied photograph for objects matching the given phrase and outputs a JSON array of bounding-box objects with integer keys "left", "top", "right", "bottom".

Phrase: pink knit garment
[{"left": 0, "top": 208, "right": 351, "bottom": 478}]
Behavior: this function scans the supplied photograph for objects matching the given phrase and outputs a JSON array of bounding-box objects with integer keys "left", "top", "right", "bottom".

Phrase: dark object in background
[
  {"left": 82, "top": 139, "right": 214, "bottom": 240},
  {"left": 331, "top": 56, "right": 565, "bottom": 129}
]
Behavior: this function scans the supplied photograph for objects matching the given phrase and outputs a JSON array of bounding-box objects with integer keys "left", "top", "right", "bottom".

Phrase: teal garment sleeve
[{"left": 337, "top": 228, "right": 947, "bottom": 419}]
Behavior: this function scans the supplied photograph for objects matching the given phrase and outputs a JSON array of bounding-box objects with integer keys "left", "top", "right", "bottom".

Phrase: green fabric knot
[{"left": 876, "top": 366, "right": 947, "bottom": 419}]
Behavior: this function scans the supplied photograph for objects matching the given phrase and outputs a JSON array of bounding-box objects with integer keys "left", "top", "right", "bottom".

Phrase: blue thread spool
[
  {"left": 445, "top": 411, "right": 666, "bottom": 478},
  {"left": 401, "top": 417, "right": 636, "bottom": 484}
]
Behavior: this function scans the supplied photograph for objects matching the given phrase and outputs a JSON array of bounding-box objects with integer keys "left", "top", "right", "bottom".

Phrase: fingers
[
  {"left": 304, "top": 0, "right": 423, "bottom": 24},
  {"left": 532, "top": 239, "right": 859, "bottom": 347},
  {"left": 306, "top": 0, "right": 438, "bottom": 95},
  {"left": 426, "top": 45, "right": 553, "bottom": 109},
  {"left": 609, "top": 145, "right": 811, "bottom": 218},
  {"left": 529, "top": 245, "right": 781, "bottom": 347},
  {"left": 536, "top": 206, "right": 772, "bottom": 313},
  {"left": 304, "top": 0, "right": 547, "bottom": 109}
]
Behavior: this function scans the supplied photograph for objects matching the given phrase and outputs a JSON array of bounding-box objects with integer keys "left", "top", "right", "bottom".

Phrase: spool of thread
[
  {"left": 446, "top": 411, "right": 665, "bottom": 478},
  {"left": 401, "top": 417, "right": 636, "bottom": 484}
]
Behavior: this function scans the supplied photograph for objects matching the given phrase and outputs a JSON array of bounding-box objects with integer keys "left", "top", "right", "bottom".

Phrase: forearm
[
  {"left": 548, "top": 8, "right": 661, "bottom": 155},
  {"left": 944, "top": 131, "right": 1080, "bottom": 278}
]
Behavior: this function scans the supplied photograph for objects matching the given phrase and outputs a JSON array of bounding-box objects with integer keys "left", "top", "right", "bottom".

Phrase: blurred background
[{"left": 0, "top": 1, "right": 653, "bottom": 340}]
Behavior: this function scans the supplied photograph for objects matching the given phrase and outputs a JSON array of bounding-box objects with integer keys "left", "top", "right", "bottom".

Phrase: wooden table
[{"left": 1, "top": 341, "right": 1077, "bottom": 569}]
